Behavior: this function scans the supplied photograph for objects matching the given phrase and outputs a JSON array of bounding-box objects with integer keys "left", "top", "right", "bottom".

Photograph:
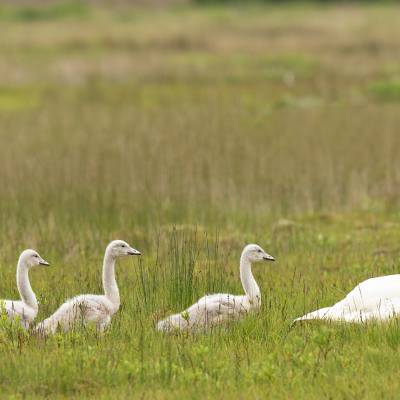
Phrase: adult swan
[
  {"left": 157, "top": 244, "right": 275, "bottom": 332},
  {"left": 295, "top": 274, "right": 400, "bottom": 323}
]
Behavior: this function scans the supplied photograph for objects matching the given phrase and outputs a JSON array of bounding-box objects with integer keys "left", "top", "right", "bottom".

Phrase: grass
[
  {"left": 1, "top": 2, "right": 400, "bottom": 398},
  {"left": 369, "top": 79, "right": 400, "bottom": 102},
  {"left": 0, "top": 2, "right": 89, "bottom": 22}
]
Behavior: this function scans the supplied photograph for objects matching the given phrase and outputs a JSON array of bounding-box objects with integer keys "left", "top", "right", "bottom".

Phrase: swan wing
[
  {"left": 186, "top": 294, "right": 250, "bottom": 327},
  {"left": 191, "top": 294, "right": 248, "bottom": 313},
  {"left": 2, "top": 300, "right": 35, "bottom": 327},
  {"left": 333, "top": 274, "right": 400, "bottom": 315},
  {"left": 327, "top": 299, "right": 400, "bottom": 323},
  {"left": 36, "top": 295, "right": 113, "bottom": 334},
  {"left": 157, "top": 294, "right": 250, "bottom": 332}
]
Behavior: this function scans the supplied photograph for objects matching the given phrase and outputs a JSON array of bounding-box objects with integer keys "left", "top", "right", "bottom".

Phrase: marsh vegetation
[{"left": 1, "top": 2, "right": 400, "bottom": 398}]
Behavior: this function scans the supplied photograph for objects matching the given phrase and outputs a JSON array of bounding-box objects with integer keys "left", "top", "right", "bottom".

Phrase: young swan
[
  {"left": 1, "top": 249, "right": 50, "bottom": 329},
  {"left": 157, "top": 244, "right": 275, "bottom": 332},
  {"left": 35, "top": 240, "right": 141, "bottom": 335},
  {"left": 294, "top": 274, "right": 400, "bottom": 324}
]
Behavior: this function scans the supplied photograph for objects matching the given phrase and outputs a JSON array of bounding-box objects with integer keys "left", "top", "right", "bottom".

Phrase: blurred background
[{"left": 0, "top": 0, "right": 400, "bottom": 251}]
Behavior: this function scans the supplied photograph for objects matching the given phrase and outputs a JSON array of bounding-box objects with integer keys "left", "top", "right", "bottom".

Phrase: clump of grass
[
  {"left": 274, "top": 95, "right": 322, "bottom": 109},
  {"left": 0, "top": 87, "right": 41, "bottom": 111},
  {"left": 369, "top": 79, "right": 400, "bottom": 102},
  {"left": 0, "top": 2, "right": 89, "bottom": 22}
]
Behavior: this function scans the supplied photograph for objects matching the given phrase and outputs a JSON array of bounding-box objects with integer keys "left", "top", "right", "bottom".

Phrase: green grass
[
  {"left": 1, "top": 2, "right": 400, "bottom": 398},
  {"left": 369, "top": 79, "right": 400, "bottom": 102},
  {"left": 0, "top": 2, "right": 89, "bottom": 22}
]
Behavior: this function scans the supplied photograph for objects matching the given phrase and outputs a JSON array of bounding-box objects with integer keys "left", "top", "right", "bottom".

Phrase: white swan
[
  {"left": 295, "top": 274, "right": 400, "bottom": 323},
  {"left": 35, "top": 240, "right": 141, "bottom": 335},
  {"left": 157, "top": 244, "right": 275, "bottom": 332},
  {"left": 1, "top": 249, "right": 49, "bottom": 329}
]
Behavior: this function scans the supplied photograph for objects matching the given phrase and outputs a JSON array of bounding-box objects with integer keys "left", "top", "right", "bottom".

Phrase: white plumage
[
  {"left": 35, "top": 240, "right": 140, "bottom": 335},
  {"left": 295, "top": 274, "right": 400, "bottom": 323},
  {"left": 1, "top": 249, "right": 49, "bottom": 329},
  {"left": 157, "top": 244, "right": 275, "bottom": 332}
]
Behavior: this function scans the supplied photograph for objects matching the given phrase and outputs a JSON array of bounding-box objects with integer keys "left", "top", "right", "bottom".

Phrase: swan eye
[
  {"left": 257, "top": 249, "right": 262, "bottom": 253},
  {"left": 121, "top": 244, "right": 126, "bottom": 248}
]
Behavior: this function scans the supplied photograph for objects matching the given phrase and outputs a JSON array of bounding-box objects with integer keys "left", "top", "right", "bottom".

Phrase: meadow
[{"left": 1, "top": 2, "right": 400, "bottom": 398}]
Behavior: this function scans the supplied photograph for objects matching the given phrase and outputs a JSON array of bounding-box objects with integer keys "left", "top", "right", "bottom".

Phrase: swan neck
[
  {"left": 103, "top": 250, "right": 120, "bottom": 309},
  {"left": 17, "top": 258, "right": 37, "bottom": 311},
  {"left": 240, "top": 254, "right": 261, "bottom": 303}
]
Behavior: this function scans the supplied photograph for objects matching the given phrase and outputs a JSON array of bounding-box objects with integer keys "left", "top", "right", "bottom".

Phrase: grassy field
[{"left": 1, "top": 2, "right": 400, "bottom": 398}]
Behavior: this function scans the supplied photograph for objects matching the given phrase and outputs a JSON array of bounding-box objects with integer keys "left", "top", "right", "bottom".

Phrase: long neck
[
  {"left": 17, "top": 259, "right": 37, "bottom": 311},
  {"left": 240, "top": 254, "right": 261, "bottom": 303},
  {"left": 102, "top": 250, "right": 120, "bottom": 309}
]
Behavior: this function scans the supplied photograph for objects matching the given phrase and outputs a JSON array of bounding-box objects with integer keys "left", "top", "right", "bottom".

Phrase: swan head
[
  {"left": 107, "top": 240, "right": 141, "bottom": 258},
  {"left": 242, "top": 244, "right": 275, "bottom": 263},
  {"left": 20, "top": 249, "right": 50, "bottom": 267}
]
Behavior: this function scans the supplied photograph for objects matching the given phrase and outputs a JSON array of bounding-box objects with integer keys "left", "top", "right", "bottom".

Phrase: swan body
[
  {"left": 1, "top": 249, "right": 49, "bottom": 329},
  {"left": 35, "top": 240, "right": 140, "bottom": 335},
  {"left": 157, "top": 244, "right": 275, "bottom": 332},
  {"left": 295, "top": 274, "right": 400, "bottom": 323}
]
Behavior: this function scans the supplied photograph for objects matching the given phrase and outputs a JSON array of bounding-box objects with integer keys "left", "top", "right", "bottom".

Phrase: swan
[
  {"left": 294, "top": 274, "right": 400, "bottom": 324},
  {"left": 35, "top": 240, "right": 141, "bottom": 335},
  {"left": 157, "top": 244, "right": 275, "bottom": 332},
  {"left": 1, "top": 249, "right": 50, "bottom": 329}
]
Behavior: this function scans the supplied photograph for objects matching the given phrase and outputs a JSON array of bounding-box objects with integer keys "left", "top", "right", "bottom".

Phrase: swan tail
[
  {"left": 34, "top": 316, "right": 59, "bottom": 336},
  {"left": 294, "top": 306, "right": 333, "bottom": 323},
  {"left": 157, "top": 313, "right": 189, "bottom": 332},
  {"left": 34, "top": 301, "right": 80, "bottom": 335}
]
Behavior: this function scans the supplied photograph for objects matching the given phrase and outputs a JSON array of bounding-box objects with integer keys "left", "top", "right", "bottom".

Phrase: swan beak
[
  {"left": 39, "top": 260, "right": 50, "bottom": 266},
  {"left": 263, "top": 254, "right": 275, "bottom": 261},
  {"left": 128, "top": 248, "right": 141, "bottom": 256}
]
